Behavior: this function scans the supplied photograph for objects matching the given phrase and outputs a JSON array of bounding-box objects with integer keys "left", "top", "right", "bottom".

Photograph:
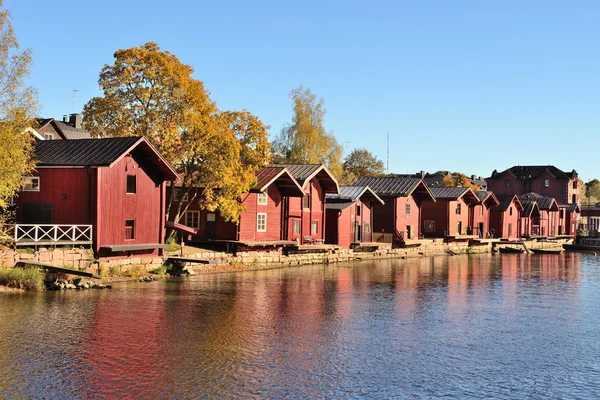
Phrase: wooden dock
[{"left": 15, "top": 261, "right": 101, "bottom": 279}]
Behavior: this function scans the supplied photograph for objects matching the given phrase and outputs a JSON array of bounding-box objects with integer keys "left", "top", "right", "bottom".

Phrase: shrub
[{"left": 0, "top": 267, "right": 45, "bottom": 291}]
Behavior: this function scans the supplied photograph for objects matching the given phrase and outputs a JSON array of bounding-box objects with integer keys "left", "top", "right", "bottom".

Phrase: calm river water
[{"left": 1, "top": 253, "right": 599, "bottom": 398}]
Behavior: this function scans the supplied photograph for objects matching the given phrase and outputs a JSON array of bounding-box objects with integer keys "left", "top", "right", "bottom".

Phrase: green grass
[{"left": 0, "top": 267, "right": 45, "bottom": 291}]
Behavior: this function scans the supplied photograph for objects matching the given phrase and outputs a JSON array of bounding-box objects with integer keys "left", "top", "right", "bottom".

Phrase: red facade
[
  {"left": 470, "top": 192, "right": 500, "bottom": 239},
  {"left": 421, "top": 188, "right": 479, "bottom": 238},
  {"left": 490, "top": 195, "right": 523, "bottom": 239},
  {"left": 16, "top": 138, "right": 177, "bottom": 258}
]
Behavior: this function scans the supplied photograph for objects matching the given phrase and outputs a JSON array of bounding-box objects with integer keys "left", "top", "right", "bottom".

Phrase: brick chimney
[{"left": 68, "top": 113, "right": 82, "bottom": 129}]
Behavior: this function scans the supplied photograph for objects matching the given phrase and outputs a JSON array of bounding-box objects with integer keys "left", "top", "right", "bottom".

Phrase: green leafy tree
[
  {"left": 585, "top": 179, "right": 600, "bottom": 204},
  {"left": 83, "top": 42, "right": 270, "bottom": 227},
  {"left": 0, "top": 1, "right": 37, "bottom": 240},
  {"left": 272, "top": 85, "right": 343, "bottom": 178},
  {"left": 343, "top": 148, "right": 385, "bottom": 178}
]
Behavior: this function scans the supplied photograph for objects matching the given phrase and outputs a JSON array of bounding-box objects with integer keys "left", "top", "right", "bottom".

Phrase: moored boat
[
  {"left": 499, "top": 247, "right": 525, "bottom": 254},
  {"left": 531, "top": 247, "right": 564, "bottom": 254},
  {"left": 563, "top": 235, "right": 600, "bottom": 251}
]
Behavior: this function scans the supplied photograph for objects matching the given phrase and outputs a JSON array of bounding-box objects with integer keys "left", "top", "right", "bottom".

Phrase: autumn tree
[
  {"left": 272, "top": 85, "right": 343, "bottom": 178},
  {"left": 0, "top": 2, "right": 37, "bottom": 240},
  {"left": 83, "top": 42, "right": 270, "bottom": 228},
  {"left": 440, "top": 173, "right": 480, "bottom": 191},
  {"left": 584, "top": 179, "right": 600, "bottom": 204},
  {"left": 343, "top": 148, "right": 385, "bottom": 178}
]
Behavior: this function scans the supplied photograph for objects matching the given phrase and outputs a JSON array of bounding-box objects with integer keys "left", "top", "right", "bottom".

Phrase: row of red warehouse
[{"left": 13, "top": 136, "right": 582, "bottom": 258}]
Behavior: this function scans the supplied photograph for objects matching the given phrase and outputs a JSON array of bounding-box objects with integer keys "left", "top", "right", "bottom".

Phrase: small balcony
[{"left": 14, "top": 224, "right": 93, "bottom": 247}]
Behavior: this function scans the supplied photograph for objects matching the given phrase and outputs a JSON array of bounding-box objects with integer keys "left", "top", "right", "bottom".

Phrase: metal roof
[
  {"left": 325, "top": 202, "right": 354, "bottom": 211},
  {"left": 518, "top": 192, "right": 559, "bottom": 211},
  {"left": 253, "top": 167, "right": 304, "bottom": 197},
  {"left": 355, "top": 176, "right": 422, "bottom": 196},
  {"left": 52, "top": 120, "right": 92, "bottom": 139},
  {"left": 270, "top": 163, "right": 339, "bottom": 194},
  {"left": 325, "top": 185, "right": 384, "bottom": 205},
  {"left": 429, "top": 187, "right": 480, "bottom": 204},
  {"left": 492, "top": 194, "right": 524, "bottom": 212},
  {"left": 520, "top": 200, "right": 539, "bottom": 217},
  {"left": 34, "top": 137, "right": 178, "bottom": 180},
  {"left": 488, "top": 165, "right": 576, "bottom": 181}
]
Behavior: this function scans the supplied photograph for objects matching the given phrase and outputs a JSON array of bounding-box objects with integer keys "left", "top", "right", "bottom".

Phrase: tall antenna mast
[
  {"left": 386, "top": 132, "right": 390, "bottom": 174},
  {"left": 71, "top": 89, "right": 78, "bottom": 113}
]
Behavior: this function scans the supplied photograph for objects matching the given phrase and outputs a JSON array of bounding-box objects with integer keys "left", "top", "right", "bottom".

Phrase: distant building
[
  {"left": 34, "top": 114, "right": 92, "bottom": 140},
  {"left": 486, "top": 165, "right": 581, "bottom": 205}
]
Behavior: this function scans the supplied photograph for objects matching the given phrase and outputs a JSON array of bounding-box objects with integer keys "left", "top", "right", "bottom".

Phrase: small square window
[
  {"left": 43, "top": 133, "right": 54, "bottom": 140},
  {"left": 22, "top": 176, "right": 40, "bottom": 192},
  {"left": 544, "top": 179, "right": 550, "bottom": 188},
  {"left": 127, "top": 175, "right": 136, "bottom": 194},
  {"left": 185, "top": 211, "right": 199, "bottom": 229},
  {"left": 258, "top": 192, "right": 268, "bottom": 205},
  {"left": 257, "top": 213, "right": 267, "bottom": 232},
  {"left": 176, "top": 189, "right": 188, "bottom": 202},
  {"left": 206, "top": 213, "right": 216, "bottom": 222},
  {"left": 125, "top": 219, "right": 135, "bottom": 240},
  {"left": 505, "top": 179, "right": 511, "bottom": 187},
  {"left": 311, "top": 220, "right": 318, "bottom": 234},
  {"left": 293, "top": 220, "right": 301, "bottom": 235}
]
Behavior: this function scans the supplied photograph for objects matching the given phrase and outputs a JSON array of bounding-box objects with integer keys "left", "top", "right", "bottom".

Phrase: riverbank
[{"left": 0, "top": 238, "right": 573, "bottom": 290}]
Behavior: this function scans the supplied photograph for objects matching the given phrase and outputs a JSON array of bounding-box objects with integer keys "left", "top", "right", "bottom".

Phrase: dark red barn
[
  {"left": 355, "top": 176, "right": 435, "bottom": 244},
  {"left": 15, "top": 137, "right": 178, "bottom": 257},
  {"left": 490, "top": 194, "right": 523, "bottom": 239},
  {"left": 325, "top": 186, "right": 384, "bottom": 248},
  {"left": 472, "top": 191, "right": 500, "bottom": 238},
  {"left": 421, "top": 187, "right": 480, "bottom": 238}
]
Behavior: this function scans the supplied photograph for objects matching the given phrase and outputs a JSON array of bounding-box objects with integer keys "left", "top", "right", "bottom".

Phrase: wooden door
[{"left": 206, "top": 212, "right": 217, "bottom": 239}]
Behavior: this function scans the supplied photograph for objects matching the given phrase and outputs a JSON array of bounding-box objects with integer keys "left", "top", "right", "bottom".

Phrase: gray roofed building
[
  {"left": 518, "top": 192, "right": 559, "bottom": 211},
  {"left": 270, "top": 163, "right": 339, "bottom": 193},
  {"left": 355, "top": 176, "right": 424, "bottom": 197},
  {"left": 36, "top": 114, "right": 92, "bottom": 140}
]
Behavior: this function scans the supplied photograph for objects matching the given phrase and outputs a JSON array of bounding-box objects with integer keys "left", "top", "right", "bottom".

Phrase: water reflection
[{"left": 1, "top": 253, "right": 600, "bottom": 398}]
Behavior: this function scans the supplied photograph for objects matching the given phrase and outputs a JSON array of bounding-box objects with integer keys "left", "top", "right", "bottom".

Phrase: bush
[{"left": 0, "top": 267, "right": 45, "bottom": 291}]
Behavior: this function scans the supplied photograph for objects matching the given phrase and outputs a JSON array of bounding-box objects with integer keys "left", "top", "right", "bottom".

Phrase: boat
[
  {"left": 563, "top": 235, "right": 600, "bottom": 251},
  {"left": 499, "top": 247, "right": 525, "bottom": 254},
  {"left": 531, "top": 247, "right": 564, "bottom": 254}
]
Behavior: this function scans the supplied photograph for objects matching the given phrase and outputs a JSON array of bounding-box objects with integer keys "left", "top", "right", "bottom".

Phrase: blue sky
[{"left": 7, "top": 0, "right": 599, "bottom": 181}]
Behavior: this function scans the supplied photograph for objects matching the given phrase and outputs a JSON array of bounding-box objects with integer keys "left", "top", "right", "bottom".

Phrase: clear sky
[{"left": 7, "top": 0, "right": 599, "bottom": 181}]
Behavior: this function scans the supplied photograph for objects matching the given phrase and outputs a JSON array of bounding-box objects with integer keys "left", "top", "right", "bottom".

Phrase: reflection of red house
[
  {"left": 272, "top": 164, "right": 339, "bottom": 244},
  {"left": 355, "top": 177, "right": 436, "bottom": 244},
  {"left": 518, "top": 193, "right": 559, "bottom": 237},
  {"left": 471, "top": 191, "right": 500, "bottom": 239},
  {"left": 490, "top": 194, "right": 523, "bottom": 239},
  {"left": 325, "top": 186, "right": 384, "bottom": 248},
  {"left": 16, "top": 137, "right": 178, "bottom": 258},
  {"left": 421, "top": 187, "right": 479, "bottom": 238},
  {"left": 170, "top": 166, "right": 304, "bottom": 242}
]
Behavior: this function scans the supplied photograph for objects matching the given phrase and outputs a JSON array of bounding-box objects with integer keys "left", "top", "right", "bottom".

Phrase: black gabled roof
[
  {"left": 325, "top": 185, "right": 384, "bottom": 205},
  {"left": 430, "top": 187, "right": 477, "bottom": 201},
  {"left": 355, "top": 176, "right": 422, "bottom": 196},
  {"left": 488, "top": 165, "right": 576, "bottom": 181},
  {"left": 492, "top": 194, "right": 524, "bottom": 212},
  {"left": 518, "top": 192, "right": 559, "bottom": 211},
  {"left": 270, "top": 163, "right": 339, "bottom": 194},
  {"left": 34, "top": 137, "right": 178, "bottom": 180}
]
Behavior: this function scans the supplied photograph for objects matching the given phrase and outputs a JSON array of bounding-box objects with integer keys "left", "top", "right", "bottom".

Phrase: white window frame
[
  {"left": 22, "top": 176, "right": 40, "bottom": 192},
  {"left": 206, "top": 212, "right": 216, "bottom": 222},
  {"left": 185, "top": 211, "right": 200, "bottom": 229},
  {"left": 311, "top": 220, "right": 318, "bottom": 234},
  {"left": 544, "top": 179, "right": 550, "bottom": 187},
  {"left": 257, "top": 213, "right": 267, "bottom": 232},
  {"left": 364, "top": 222, "right": 371, "bottom": 233},
  {"left": 257, "top": 191, "right": 268, "bottom": 205},
  {"left": 293, "top": 220, "right": 301, "bottom": 235},
  {"left": 43, "top": 133, "right": 54, "bottom": 140}
]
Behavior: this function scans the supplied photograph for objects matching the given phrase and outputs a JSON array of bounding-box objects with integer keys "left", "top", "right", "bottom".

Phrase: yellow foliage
[{"left": 83, "top": 42, "right": 270, "bottom": 224}]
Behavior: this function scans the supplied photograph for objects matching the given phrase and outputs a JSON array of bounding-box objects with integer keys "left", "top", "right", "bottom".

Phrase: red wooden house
[
  {"left": 325, "top": 186, "right": 384, "bottom": 248},
  {"left": 518, "top": 193, "right": 560, "bottom": 237},
  {"left": 170, "top": 166, "right": 304, "bottom": 243},
  {"left": 272, "top": 164, "right": 339, "bottom": 244},
  {"left": 519, "top": 200, "right": 541, "bottom": 237},
  {"left": 472, "top": 191, "right": 500, "bottom": 239},
  {"left": 355, "top": 176, "right": 435, "bottom": 244},
  {"left": 558, "top": 203, "right": 580, "bottom": 237},
  {"left": 421, "top": 187, "right": 480, "bottom": 238},
  {"left": 490, "top": 194, "right": 523, "bottom": 239},
  {"left": 15, "top": 137, "right": 178, "bottom": 257}
]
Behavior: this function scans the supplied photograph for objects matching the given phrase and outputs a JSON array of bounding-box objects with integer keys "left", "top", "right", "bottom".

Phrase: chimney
[
  {"left": 420, "top": 170, "right": 425, "bottom": 177},
  {"left": 69, "top": 113, "right": 82, "bottom": 129},
  {"left": 471, "top": 175, "right": 476, "bottom": 180},
  {"left": 63, "top": 115, "right": 69, "bottom": 123}
]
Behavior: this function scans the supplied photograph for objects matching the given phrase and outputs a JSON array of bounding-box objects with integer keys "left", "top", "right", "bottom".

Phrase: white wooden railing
[{"left": 14, "top": 224, "right": 93, "bottom": 244}]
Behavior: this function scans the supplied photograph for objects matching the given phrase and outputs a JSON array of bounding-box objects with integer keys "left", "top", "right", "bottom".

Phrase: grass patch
[
  {"left": 15, "top": 247, "right": 35, "bottom": 254},
  {"left": 98, "top": 263, "right": 107, "bottom": 278},
  {"left": 149, "top": 264, "right": 173, "bottom": 275},
  {"left": 0, "top": 267, "right": 45, "bottom": 291}
]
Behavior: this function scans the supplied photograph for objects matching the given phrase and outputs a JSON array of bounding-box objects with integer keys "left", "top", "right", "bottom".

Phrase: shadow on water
[{"left": 1, "top": 252, "right": 600, "bottom": 398}]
